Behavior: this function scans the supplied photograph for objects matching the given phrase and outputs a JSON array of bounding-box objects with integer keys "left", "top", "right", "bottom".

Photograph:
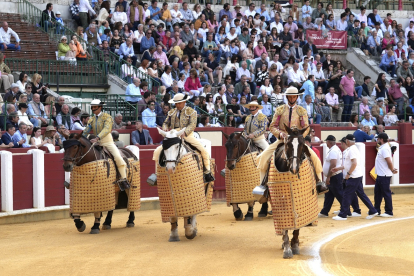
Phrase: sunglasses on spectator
[{"left": 26, "top": 87, "right": 32, "bottom": 89}]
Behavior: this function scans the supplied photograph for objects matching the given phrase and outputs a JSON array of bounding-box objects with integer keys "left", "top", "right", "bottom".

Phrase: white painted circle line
[{"left": 308, "top": 216, "right": 414, "bottom": 276}]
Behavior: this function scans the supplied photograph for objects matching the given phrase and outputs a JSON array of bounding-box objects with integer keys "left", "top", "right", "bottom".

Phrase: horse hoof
[
  {"left": 283, "top": 249, "right": 293, "bottom": 259},
  {"left": 185, "top": 229, "right": 197, "bottom": 240},
  {"left": 168, "top": 236, "right": 180, "bottom": 242},
  {"left": 244, "top": 213, "right": 253, "bottom": 221},
  {"left": 257, "top": 212, "right": 267, "bottom": 217},
  {"left": 292, "top": 247, "right": 300, "bottom": 255},
  {"left": 126, "top": 222, "right": 135, "bottom": 228},
  {"left": 90, "top": 228, "right": 100, "bottom": 234},
  {"left": 102, "top": 224, "right": 111, "bottom": 230},
  {"left": 76, "top": 222, "right": 86, "bottom": 232},
  {"left": 234, "top": 209, "right": 243, "bottom": 221}
]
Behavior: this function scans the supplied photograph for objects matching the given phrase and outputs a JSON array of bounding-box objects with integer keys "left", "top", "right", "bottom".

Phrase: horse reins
[
  {"left": 62, "top": 140, "right": 97, "bottom": 166},
  {"left": 226, "top": 138, "right": 258, "bottom": 167},
  {"left": 163, "top": 137, "right": 184, "bottom": 166}
]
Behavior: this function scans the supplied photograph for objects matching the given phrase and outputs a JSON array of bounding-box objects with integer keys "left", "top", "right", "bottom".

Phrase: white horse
[{"left": 157, "top": 127, "right": 198, "bottom": 242}]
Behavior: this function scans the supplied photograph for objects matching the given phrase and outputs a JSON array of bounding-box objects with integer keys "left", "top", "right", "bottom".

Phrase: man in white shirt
[
  {"left": 332, "top": 134, "right": 378, "bottom": 220},
  {"left": 260, "top": 94, "right": 272, "bottom": 119},
  {"left": 268, "top": 54, "right": 284, "bottom": 74},
  {"left": 244, "top": 3, "right": 257, "bottom": 19},
  {"left": 357, "top": 7, "right": 367, "bottom": 26},
  {"left": 72, "top": 113, "right": 90, "bottom": 130},
  {"left": 0, "top": 22, "right": 21, "bottom": 51},
  {"left": 405, "top": 21, "right": 414, "bottom": 40},
  {"left": 325, "top": 87, "right": 343, "bottom": 122},
  {"left": 213, "top": 86, "right": 228, "bottom": 105},
  {"left": 161, "top": 65, "right": 174, "bottom": 90},
  {"left": 336, "top": 12, "right": 348, "bottom": 31},
  {"left": 79, "top": 0, "right": 96, "bottom": 29},
  {"left": 374, "top": 133, "right": 397, "bottom": 217},
  {"left": 287, "top": 63, "right": 305, "bottom": 88},
  {"left": 269, "top": 13, "right": 283, "bottom": 34},
  {"left": 319, "top": 135, "right": 346, "bottom": 218},
  {"left": 312, "top": 62, "right": 328, "bottom": 92}
]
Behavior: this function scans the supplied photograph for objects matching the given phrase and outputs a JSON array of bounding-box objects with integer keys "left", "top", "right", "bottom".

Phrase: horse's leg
[
  {"left": 291, "top": 230, "right": 300, "bottom": 255},
  {"left": 102, "top": 210, "right": 113, "bottom": 230},
  {"left": 232, "top": 203, "right": 243, "bottom": 221},
  {"left": 258, "top": 202, "right": 268, "bottom": 217},
  {"left": 283, "top": 230, "right": 293, "bottom": 259},
  {"left": 244, "top": 202, "right": 254, "bottom": 221},
  {"left": 126, "top": 212, "right": 135, "bottom": 227},
  {"left": 72, "top": 213, "right": 86, "bottom": 232},
  {"left": 169, "top": 217, "right": 180, "bottom": 242},
  {"left": 90, "top": 212, "right": 102, "bottom": 234},
  {"left": 184, "top": 215, "right": 197, "bottom": 239}
]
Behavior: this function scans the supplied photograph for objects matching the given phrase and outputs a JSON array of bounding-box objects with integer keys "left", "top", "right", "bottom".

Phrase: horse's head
[
  {"left": 283, "top": 124, "right": 309, "bottom": 175},
  {"left": 224, "top": 132, "right": 247, "bottom": 170},
  {"left": 158, "top": 127, "right": 186, "bottom": 174},
  {"left": 62, "top": 133, "right": 90, "bottom": 172}
]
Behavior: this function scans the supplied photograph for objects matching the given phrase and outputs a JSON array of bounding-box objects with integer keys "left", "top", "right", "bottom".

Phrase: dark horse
[
  {"left": 223, "top": 132, "right": 269, "bottom": 220},
  {"left": 62, "top": 133, "right": 137, "bottom": 234},
  {"left": 273, "top": 125, "right": 313, "bottom": 258}
]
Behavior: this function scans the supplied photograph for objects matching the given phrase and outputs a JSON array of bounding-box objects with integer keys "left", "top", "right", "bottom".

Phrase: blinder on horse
[
  {"left": 160, "top": 137, "right": 183, "bottom": 167},
  {"left": 63, "top": 139, "right": 85, "bottom": 150}
]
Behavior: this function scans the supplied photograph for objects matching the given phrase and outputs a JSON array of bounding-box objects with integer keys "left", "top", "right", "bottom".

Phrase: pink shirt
[
  {"left": 388, "top": 84, "right": 404, "bottom": 99},
  {"left": 153, "top": 51, "right": 170, "bottom": 66},
  {"left": 339, "top": 76, "right": 355, "bottom": 96},
  {"left": 253, "top": 45, "right": 267, "bottom": 58},
  {"left": 359, "top": 103, "right": 371, "bottom": 116},
  {"left": 325, "top": 93, "right": 339, "bottom": 105}
]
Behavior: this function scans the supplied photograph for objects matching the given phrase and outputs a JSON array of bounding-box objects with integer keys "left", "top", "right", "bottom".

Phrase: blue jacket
[
  {"left": 353, "top": 129, "right": 374, "bottom": 142},
  {"left": 131, "top": 129, "right": 153, "bottom": 145},
  {"left": 1, "top": 132, "right": 19, "bottom": 148},
  {"left": 302, "top": 80, "right": 315, "bottom": 101}
]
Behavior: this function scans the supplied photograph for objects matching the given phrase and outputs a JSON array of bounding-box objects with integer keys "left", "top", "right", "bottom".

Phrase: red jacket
[{"left": 311, "top": 146, "right": 321, "bottom": 160}]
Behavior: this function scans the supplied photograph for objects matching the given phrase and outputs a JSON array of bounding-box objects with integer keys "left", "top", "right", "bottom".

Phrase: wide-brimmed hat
[
  {"left": 44, "top": 125, "right": 57, "bottom": 137},
  {"left": 244, "top": 101, "right": 263, "bottom": 110},
  {"left": 282, "top": 86, "right": 303, "bottom": 96},
  {"left": 90, "top": 99, "right": 106, "bottom": 106},
  {"left": 168, "top": 93, "right": 189, "bottom": 104}
]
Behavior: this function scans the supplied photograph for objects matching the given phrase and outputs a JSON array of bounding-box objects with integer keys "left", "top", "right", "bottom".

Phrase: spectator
[
  {"left": 17, "top": 102, "right": 35, "bottom": 128},
  {"left": 354, "top": 124, "right": 374, "bottom": 142},
  {"left": 0, "top": 22, "right": 20, "bottom": 50},
  {"left": 397, "top": 61, "right": 413, "bottom": 83},
  {"left": 29, "top": 127, "right": 48, "bottom": 148},
  {"left": 54, "top": 96, "right": 65, "bottom": 115},
  {"left": 302, "top": 75, "right": 316, "bottom": 101},
  {"left": 340, "top": 69, "right": 358, "bottom": 122},
  {"left": 374, "top": 73, "right": 387, "bottom": 100},
  {"left": 290, "top": 40, "right": 303, "bottom": 63},
  {"left": 142, "top": 100, "right": 157, "bottom": 127},
  {"left": 6, "top": 111, "right": 19, "bottom": 130},
  {"left": 71, "top": 35, "right": 87, "bottom": 61},
  {"left": 203, "top": 52, "right": 223, "bottom": 87},
  {"left": 0, "top": 53, "right": 14, "bottom": 90},
  {"left": 384, "top": 105, "right": 399, "bottom": 126},
  {"left": 112, "top": 4, "right": 128, "bottom": 27},
  {"left": 161, "top": 65, "right": 174, "bottom": 91},
  {"left": 70, "top": 0, "right": 81, "bottom": 27},
  {"left": 388, "top": 79, "right": 406, "bottom": 115},
  {"left": 361, "top": 111, "right": 377, "bottom": 129},
  {"left": 301, "top": 95, "right": 321, "bottom": 124},
  {"left": 109, "top": 130, "right": 124, "bottom": 148},
  {"left": 288, "top": 63, "right": 305, "bottom": 88},
  {"left": 367, "top": 31, "right": 382, "bottom": 56},
  {"left": 121, "top": 56, "right": 137, "bottom": 84},
  {"left": 57, "top": 36, "right": 70, "bottom": 60},
  {"left": 359, "top": 97, "right": 377, "bottom": 124},
  {"left": 301, "top": 0, "right": 312, "bottom": 21},
  {"left": 380, "top": 49, "right": 397, "bottom": 77},
  {"left": 156, "top": 104, "right": 170, "bottom": 126},
  {"left": 4, "top": 83, "right": 20, "bottom": 102},
  {"left": 261, "top": 94, "right": 272, "bottom": 120},
  {"left": 141, "top": 46, "right": 156, "bottom": 64},
  {"left": 131, "top": 120, "right": 153, "bottom": 145},
  {"left": 302, "top": 37, "right": 318, "bottom": 57},
  {"left": 140, "top": 29, "right": 156, "bottom": 54},
  {"left": 119, "top": 38, "right": 136, "bottom": 66},
  {"left": 40, "top": 3, "right": 55, "bottom": 33},
  {"left": 78, "top": 0, "right": 96, "bottom": 29},
  {"left": 371, "top": 99, "right": 386, "bottom": 125},
  {"left": 112, "top": 113, "right": 131, "bottom": 130},
  {"left": 180, "top": 3, "right": 194, "bottom": 25},
  {"left": 56, "top": 104, "right": 71, "bottom": 130},
  {"left": 137, "top": 91, "right": 151, "bottom": 117},
  {"left": 226, "top": 96, "right": 243, "bottom": 124},
  {"left": 28, "top": 94, "right": 48, "bottom": 127},
  {"left": 125, "top": 78, "right": 141, "bottom": 106},
  {"left": 367, "top": 8, "right": 383, "bottom": 28},
  {"left": 12, "top": 122, "right": 32, "bottom": 148},
  {"left": 72, "top": 113, "right": 89, "bottom": 130},
  {"left": 2, "top": 124, "right": 19, "bottom": 147},
  {"left": 56, "top": 124, "right": 69, "bottom": 147}
]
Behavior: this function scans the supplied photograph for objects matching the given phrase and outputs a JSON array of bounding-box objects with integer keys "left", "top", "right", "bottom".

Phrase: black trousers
[{"left": 374, "top": 176, "right": 393, "bottom": 215}]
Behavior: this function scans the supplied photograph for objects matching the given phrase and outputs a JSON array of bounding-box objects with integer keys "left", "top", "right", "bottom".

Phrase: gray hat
[{"left": 10, "top": 83, "right": 19, "bottom": 89}]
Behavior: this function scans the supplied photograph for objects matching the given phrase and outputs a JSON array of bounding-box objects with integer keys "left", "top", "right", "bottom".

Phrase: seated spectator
[
  {"left": 226, "top": 96, "right": 243, "bottom": 124},
  {"left": 183, "top": 40, "right": 199, "bottom": 61},
  {"left": 384, "top": 105, "right": 399, "bottom": 126},
  {"left": 17, "top": 102, "right": 35, "bottom": 129},
  {"left": 121, "top": 56, "right": 137, "bottom": 84},
  {"left": 112, "top": 113, "right": 131, "bottom": 130},
  {"left": 301, "top": 95, "right": 322, "bottom": 124},
  {"left": 361, "top": 111, "right": 377, "bottom": 129},
  {"left": 153, "top": 45, "right": 169, "bottom": 66},
  {"left": 354, "top": 124, "right": 374, "bottom": 142},
  {"left": 12, "top": 122, "right": 33, "bottom": 148},
  {"left": 83, "top": 23, "right": 101, "bottom": 48},
  {"left": 112, "top": 5, "right": 128, "bottom": 26},
  {"left": 203, "top": 52, "right": 223, "bottom": 87},
  {"left": 325, "top": 87, "right": 343, "bottom": 122},
  {"left": 141, "top": 46, "right": 156, "bottom": 64},
  {"left": 184, "top": 69, "right": 202, "bottom": 98},
  {"left": 4, "top": 83, "right": 20, "bottom": 102},
  {"left": 6, "top": 111, "right": 19, "bottom": 130},
  {"left": 202, "top": 33, "right": 222, "bottom": 64},
  {"left": 141, "top": 100, "right": 157, "bottom": 127},
  {"left": 119, "top": 38, "right": 137, "bottom": 66},
  {"left": 261, "top": 94, "right": 272, "bottom": 120},
  {"left": 198, "top": 115, "right": 211, "bottom": 127},
  {"left": 112, "top": 130, "right": 124, "bottom": 148},
  {"left": 72, "top": 113, "right": 90, "bottom": 130},
  {"left": 0, "top": 53, "right": 15, "bottom": 91},
  {"left": 156, "top": 104, "right": 170, "bottom": 126},
  {"left": 380, "top": 49, "right": 397, "bottom": 77},
  {"left": 388, "top": 79, "right": 406, "bottom": 115},
  {"left": 43, "top": 125, "right": 59, "bottom": 148},
  {"left": 140, "top": 29, "right": 156, "bottom": 54},
  {"left": 30, "top": 127, "right": 50, "bottom": 150},
  {"left": 367, "top": 31, "right": 382, "bottom": 56},
  {"left": 71, "top": 35, "right": 87, "bottom": 61},
  {"left": 27, "top": 94, "right": 48, "bottom": 127},
  {"left": 161, "top": 65, "right": 174, "bottom": 91},
  {"left": 288, "top": 63, "right": 305, "bottom": 88},
  {"left": 57, "top": 36, "right": 70, "bottom": 60},
  {"left": 56, "top": 104, "right": 71, "bottom": 130},
  {"left": 349, "top": 113, "right": 359, "bottom": 127},
  {"left": 0, "top": 22, "right": 21, "bottom": 51},
  {"left": 371, "top": 99, "right": 386, "bottom": 125},
  {"left": 2, "top": 124, "right": 19, "bottom": 147},
  {"left": 169, "top": 43, "right": 185, "bottom": 65},
  {"left": 309, "top": 128, "right": 321, "bottom": 142},
  {"left": 125, "top": 78, "right": 141, "bottom": 106},
  {"left": 131, "top": 120, "right": 153, "bottom": 145},
  {"left": 359, "top": 97, "right": 377, "bottom": 124}
]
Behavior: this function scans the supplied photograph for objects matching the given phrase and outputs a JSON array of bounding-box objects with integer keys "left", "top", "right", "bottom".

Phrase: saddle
[{"left": 94, "top": 145, "right": 137, "bottom": 179}]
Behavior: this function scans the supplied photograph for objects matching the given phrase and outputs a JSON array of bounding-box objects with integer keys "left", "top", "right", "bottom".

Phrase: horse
[
  {"left": 156, "top": 127, "right": 201, "bottom": 242},
  {"left": 62, "top": 133, "right": 137, "bottom": 234},
  {"left": 223, "top": 132, "right": 270, "bottom": 221},
  {"left": 270, "top": 125, "right": 319, "bottom": 259}
]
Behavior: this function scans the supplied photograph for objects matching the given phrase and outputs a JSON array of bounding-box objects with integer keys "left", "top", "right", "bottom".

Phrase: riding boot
[
  {"left": 204, "top": 172, "right": 215, "bottom": 183},
  {"left": 117, "top": 178, "right": 130, "bottom": 191}
]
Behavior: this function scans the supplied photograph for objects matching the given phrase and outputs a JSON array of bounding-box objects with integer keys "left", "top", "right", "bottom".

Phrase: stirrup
[
  {"left": 203, "top": 172, "right": 215, "bottom": 183},
  {"left": 117, "top": 179, "right": 130, "bottom": 192}
]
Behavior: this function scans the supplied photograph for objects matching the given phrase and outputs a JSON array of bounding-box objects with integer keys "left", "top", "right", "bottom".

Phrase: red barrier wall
[
  {"left": 139, "top": 147, "right": 159, "bottom": 198},
  {"left": 13, "top": 155, "right": 33, "bottom": 210},
  {"left": 399, "top": 145, "right": 414, "bottom": 184},
  {"left": 365, "top": 144, "right": 377, "bottom": 185},
  {"left": 44, "top": 153, "right": 66, "bottom": 207}
]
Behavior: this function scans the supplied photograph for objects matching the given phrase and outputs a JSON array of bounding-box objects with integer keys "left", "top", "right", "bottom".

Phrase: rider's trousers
[{"left": 99, "top": 134, "right": 127, "bottom": 179}]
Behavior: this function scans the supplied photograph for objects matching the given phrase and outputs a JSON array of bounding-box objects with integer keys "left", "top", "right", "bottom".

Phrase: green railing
[
  {"left": 17, "top": 0, "right": 160, "bottom": 90},
  {"left": 6, "top": 58, "right": 107, "bottom": 85}
]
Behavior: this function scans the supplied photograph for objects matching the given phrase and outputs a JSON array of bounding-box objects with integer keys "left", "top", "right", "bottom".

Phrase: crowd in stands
[{"left": 3, "top": 0, "right": 414, "bottom": 146}]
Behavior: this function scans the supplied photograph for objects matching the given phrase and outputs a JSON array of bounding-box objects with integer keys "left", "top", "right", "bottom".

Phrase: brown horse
[
  {"left": 223, "top": 132, "right": 269, "bottom": 220},
  {"left": 62, "top": 133, "right": 136, "bottom": 234}
]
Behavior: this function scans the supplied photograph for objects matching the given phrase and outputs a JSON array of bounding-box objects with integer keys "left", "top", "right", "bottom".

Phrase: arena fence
[{"left": 17, "top": 0, "right": 161, "bottom": 90}]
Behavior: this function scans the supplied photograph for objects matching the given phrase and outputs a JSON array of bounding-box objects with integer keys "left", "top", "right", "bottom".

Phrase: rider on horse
[
  {"left": 82, "top": 99, "right": 130, "bottom": 190},
  {"left": 153, "top": 93, "right": 215, "bottom": 182},
  {"left": 242, "top": 101, "right": 269, "bottom": 151},
  {"left": 256, "top": 87, "right": 324, "bottom": 186}
]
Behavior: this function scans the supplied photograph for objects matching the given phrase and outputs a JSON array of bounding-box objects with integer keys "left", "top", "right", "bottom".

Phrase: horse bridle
[
  {"left": 226, "top": 137, "right": 252, "bottom": 163},
  {"left": 163, "top": 137, "right": 183, "bottom": 166},
  {"left": 62, "top": 139, "right": 96, "bottom": 166}
]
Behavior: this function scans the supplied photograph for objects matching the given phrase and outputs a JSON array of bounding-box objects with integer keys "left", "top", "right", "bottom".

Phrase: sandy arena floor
[{"left": 0, "top": 194, "right": 414, "bottom": 276}]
